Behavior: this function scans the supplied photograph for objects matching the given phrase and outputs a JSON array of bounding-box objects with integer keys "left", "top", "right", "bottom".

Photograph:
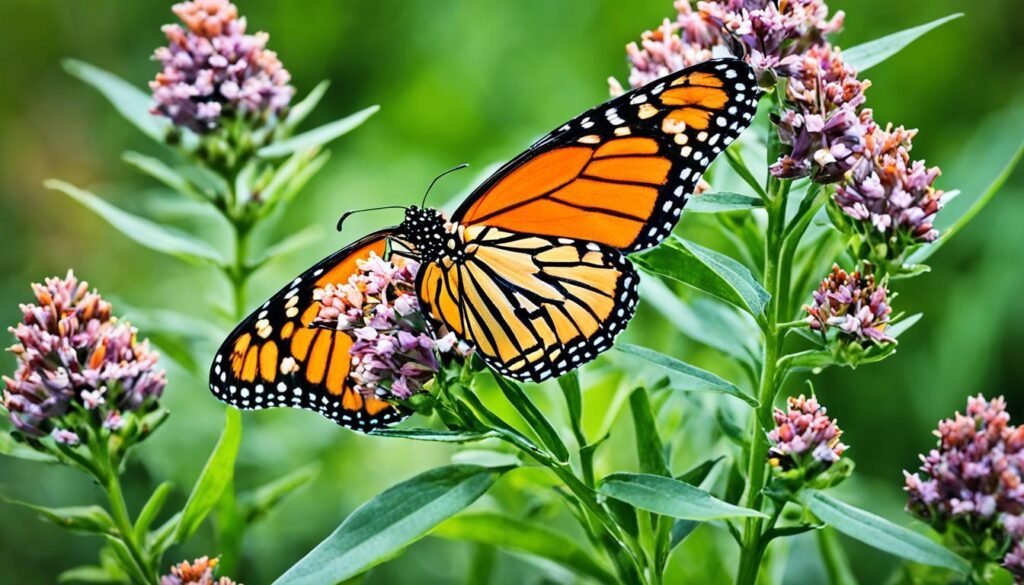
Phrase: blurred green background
[{"left": 1, "top": 1, "right": 1021, "bottom": 583}]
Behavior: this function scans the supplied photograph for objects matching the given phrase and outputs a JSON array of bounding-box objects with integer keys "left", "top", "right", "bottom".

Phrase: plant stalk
[{"left": 736, "top": 183, "right": 787, "bottom": 585}]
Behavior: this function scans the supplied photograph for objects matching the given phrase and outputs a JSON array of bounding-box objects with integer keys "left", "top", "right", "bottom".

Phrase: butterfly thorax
[{"left": 396, "top": 206, "right": 465, "bottom": 263}]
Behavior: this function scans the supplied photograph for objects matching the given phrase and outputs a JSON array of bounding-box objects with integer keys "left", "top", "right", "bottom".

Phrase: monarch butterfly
[{"left": 209, "top": 58, "right": 759, "bottom": 431}]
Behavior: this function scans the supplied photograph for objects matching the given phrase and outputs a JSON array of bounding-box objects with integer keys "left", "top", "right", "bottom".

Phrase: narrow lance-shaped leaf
[
  {"left": 556, "top": 371, "right": 585, "bottom": 446},
  {"left": 0, "top": 498, "right": 114, "bottom": 535},
  {"left": 599, "top": 473, "right": 767, "bottom": 520},
  {"left": 843, "top": 14, "right": 964, "bottom": 73},
  {"left": 492, "top": 374, "right": 570, "bottom": 462},
  {"left": 802, "top": 490, "right": 969, "bottom": 574},
  {"left": 122, "top": 151, "right": 207, "bottom": 202},
  {"left": 629, "top": 388, "right": 670, "bottom": 477},
  {"left": 909, "top": 140, "right": 1024, "bottom": 264},
  {"left": 274, "top": 464, "right": 507, "bottom": 585},
  {"left": 63, "top": 59, "right": 171, "bottom": 142},
  {"left": 284, "top": 80, "right": 330, "bottom": 130},
  {"left": 259, "top": 105, "right": 380, "bottom": 158},
  {"left": 46, "top": 180, "right": 227, "bottom": 266},
  {"left": 248, "top": 225, "right": 324, "bottom": 268},
  {"left": 632, "top": 236, "right": 770, "bottom": 317},
  {"left": 175, "top": 408, "right": 242, "bottom": 542},
  {"left": 433, "top": 512, "right": 617, "bottom": 583},
  {"left": 616, "top": 344, "right": 757, "bottom": 407},
  {"left": 371, "top": 428, "right": 501, "bottom": 443},
  {"left": 670, "top": 457, "right": 725, "bottom": 550},
  {"left": 240, "top": 464, "right": 319, "bottom": 523},
  {"left": 638, "top": 279, "right": 760, "bottom": 363},
  {"left": 686, "top": 192, "right": 764, "bottom": 213}
]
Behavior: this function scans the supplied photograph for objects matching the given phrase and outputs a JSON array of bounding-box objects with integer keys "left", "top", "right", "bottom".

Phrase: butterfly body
[{"left": 210, "top": 58, "right": 759, "bottom": 431}]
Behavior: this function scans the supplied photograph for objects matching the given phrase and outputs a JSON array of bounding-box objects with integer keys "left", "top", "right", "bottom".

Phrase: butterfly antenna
[
  {"left": 421, "top": 163, "right": 469, "bottom": 207},
  {"left": 336, "top": 205, "right": 407, "bottom": 232}
]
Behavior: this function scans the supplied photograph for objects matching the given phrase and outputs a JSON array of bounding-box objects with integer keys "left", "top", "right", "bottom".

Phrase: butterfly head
[{"left": 397, "top": 206, "right": 451, "bottom": 260}]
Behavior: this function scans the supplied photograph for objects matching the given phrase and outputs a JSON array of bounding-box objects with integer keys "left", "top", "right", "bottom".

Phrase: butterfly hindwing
[
  {"left": 209, "top": 231, "right": 408, "bottom": 432},
  {"left": 416, "top": 225, "right": 639, "bottom": 382},
  {"left": 453, "top": 58, "right": 759, "bottom": 252}
]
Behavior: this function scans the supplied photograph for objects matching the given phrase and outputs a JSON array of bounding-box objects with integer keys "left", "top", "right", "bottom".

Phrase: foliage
[{"left": 2, "top": 1, "right": 1023, "bottom": 584}]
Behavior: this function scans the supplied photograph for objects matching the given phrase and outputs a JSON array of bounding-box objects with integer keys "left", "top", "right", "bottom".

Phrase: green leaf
[
  {"left": 492, "top": 374, "right": 570, "bottom": 462},
  {"left": 599, "top": 473, "right": 767, "bottom": 520},
  {"left": 670, "top": 457, "right": 724, "bottom": 550},
  {"left": 616, "top": 344, "right": 757, "bottom": 407},
  {"left": 58, "top": 565, "right": 119, "bottom": 584},
  {"left": 102, "top": 536, "right": 149, "bottom": 585},
  {"left": 802, "top": 490, "right": 969, "bottom": 574},
  {"left": 556, "top": 371, "right": 584, "bottom": 443},
  {"left": 46, "top": 180, "right": 226, "bottom": 266},
  {"left": 843, "top": 14, "right": 964, "bottom": 73},
  {"left": 0, "top": 433, "right": 58, "bottom": 463},
  {"left": 433, "top": 512, "right": 616, "bottom": 583},
  {"left": 122, "top": 151, "right": 206, "bottom": 202},
  {"left": 687, "top": 192, "right": 764, "bottom": 213},
  {"left": 62, "top": 59, "right": 170, "bottom": 142},
  {"left": 259, "top": 105, "right": 379, "bottom": 158},
  {"left": 370, "top": 428, "right": 500, "bottom": 443},
  {"left": 175, "top": 408, "right": 242, "bottom": 542},
  {"left": 629, "top": 388, "right": 670, "bottom": 477},
  {"left": 285, "top": 80, "right": 330, "bottom": 130},
  {"left": 887, "top": 313, "right": 922, "bottom": 339},
  {"left": 633, "top": 236, "right": 770, "bottom": 317},
  {"left": 273, "top": 464, "right": 506, "bottom": 585},
  {"left": 677, "top": 457, "right": 723, "bottom": 486},
  {"left": 134, "top": 481, "right": 173, "bottom": 541},
  {"left": 1, "top": 497, "right": 114, "bottom": 534},
  {"left": 724, "top": 148, "right": 768, "bottom": 199},
  {"left": 249, "top": 225, "right": 324, "bottom": 268},
  {"left": 450, "top": 449, "right": 521, "bottom": 468},
  {"left": 240, "top": 464, "right": 319, "bottom": 523},
  {"left": 638, "top": 279, "right": 760, "bottom": 363},
  {"left": 909, "top": 140, "right": 1024, "bottom": 264}
]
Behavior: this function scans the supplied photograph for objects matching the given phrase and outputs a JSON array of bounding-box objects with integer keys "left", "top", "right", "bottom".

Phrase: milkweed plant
[{"left": 2, "top": 1, "right": 1022, "bottom": 584}]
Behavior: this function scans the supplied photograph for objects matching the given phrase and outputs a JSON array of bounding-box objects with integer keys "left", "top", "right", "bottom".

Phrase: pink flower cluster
[
  {"left": 768, "top": 394, "right": 847, "bottom": 470},
  {"left": 612, "top": 0, "right": 842, "bottom": 94},
  {"left": 771, "top": 44, "right": 870, "bottom": 183},
  {"left": 804, "top": 264, "right": 893, "bottom": 344},
  {"left": 834, "top": 122, "right": 943, "bottom": 244},
  {"left": 160, "top": 556, "right": 238, "bottom": 585},
  {"left": 150, "top": 0, "right": 294, "bottom": 133},
  {"left": 3, "top": 271, "right": 165, "bottom": 445},
  {"left": 618, "top": 2, "right": 945, "bottom": 257},
  {"left": 314, "top": 253, "right": 467, "bottom": 401},
  {"left": 904, "top": 395, "right": 1024, "bottom": 578}
]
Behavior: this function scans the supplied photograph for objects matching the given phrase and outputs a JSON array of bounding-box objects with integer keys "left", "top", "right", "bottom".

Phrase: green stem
[
  {"left": 92, "top": 437, "right": 157, "bottom": 584},
  {"left": 736, "top": 183, "right": 787, "bottom": 585}
]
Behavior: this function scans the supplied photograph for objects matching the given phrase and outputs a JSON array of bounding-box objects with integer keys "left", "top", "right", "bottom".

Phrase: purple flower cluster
[
  {"left": 612, "top": 0, "right": 843, "bottom": 94},
  {"left": 3, "top": 272, "right": 166, "bottom": 445},
  {"left": 904, "top": 395, "right": 1024, "bottom": 577},
  {"left": 314, "top": 253, "right": 468, "bottom": 401},
  {"left": 618, "top": 2, "right": 946, "bottom": 258},
  {"left": 699, "top": 0, "right": 843, "bottom": 74},
  {"left": 834, "top": 122, "right": 944, "bottom": 245},
  {"left": 150, "top": 0, "right": 294, "bottom": 133},
  {"left": 770, "top": 44, "right": 870, "bottom": 182},
  {"left": 804, "top": 264, "right": 893, "bottom": 344},
  {"left": 768, "top": 394, "right": 847, "bottom": 470},
  {"left": 161, "top": 556, "right": 238, "bottom": 585}
]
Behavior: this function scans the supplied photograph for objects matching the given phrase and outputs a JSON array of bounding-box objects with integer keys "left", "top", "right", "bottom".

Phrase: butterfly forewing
[
  {"left": 209, "top": 231, "right": 408, "bottom": 432},
  {"left": 453, "top": 58, "right": 759, "bottom": 252}
]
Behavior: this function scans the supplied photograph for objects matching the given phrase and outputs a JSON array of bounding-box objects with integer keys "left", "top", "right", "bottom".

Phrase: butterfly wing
[
  {"left": 452, "top": 58, "right": 758, "bottom": 252},
  {"left": 416, "top": 225, "right": 638, "bottom": 382},
  {"left": 209, "top": 230, "right": 408, "bottom": 432}
]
